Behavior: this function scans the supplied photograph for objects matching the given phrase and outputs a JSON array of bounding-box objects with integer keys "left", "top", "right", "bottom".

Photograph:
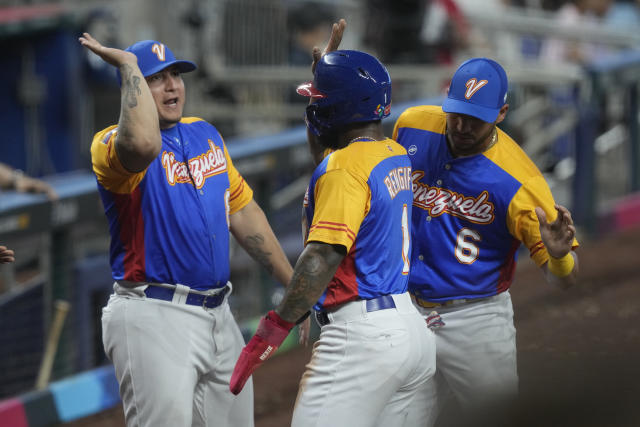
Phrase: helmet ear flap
[{"left": 305, "top": 104, "right": 336, "bottom": 136}]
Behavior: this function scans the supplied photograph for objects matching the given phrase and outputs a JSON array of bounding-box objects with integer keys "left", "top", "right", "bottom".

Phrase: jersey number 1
[{"left": 401, "top": 204, "right": 410, "bottom": 275}]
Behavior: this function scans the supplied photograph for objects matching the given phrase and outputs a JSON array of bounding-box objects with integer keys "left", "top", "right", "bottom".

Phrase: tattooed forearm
[
  {"left": 116, "top": 64, "right": 141, "bottom": 141},
  {"left": 276, "top": 243, "right": 344, "bottom": 323},
  {"left": 242, "top": 233, "right": 274, "bottom": 275},
  {"left": 127, "top": 76, "right": 141, "bottom": 108},
  {"left": 120, "top": 64, "right": 142, "bottom": 109}
]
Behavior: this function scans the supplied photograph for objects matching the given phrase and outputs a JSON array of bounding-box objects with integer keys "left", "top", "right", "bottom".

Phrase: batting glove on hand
[
  {"left": 426, "top": 311, "right": 445, "bottom": 330},
  {"left": 229, "top": 310, "right": 295, "bottom": 395}
]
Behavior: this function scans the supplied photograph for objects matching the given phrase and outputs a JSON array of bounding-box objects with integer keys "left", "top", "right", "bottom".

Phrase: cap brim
[
  {"left": 296, "top": 81, "right": 326, "bottom": 98},
  {"left": 143, "top": 60, "right": 197, "bottom": 77},
  {"left": 442, "top": 98, "right": 499, "bottom": 123}
]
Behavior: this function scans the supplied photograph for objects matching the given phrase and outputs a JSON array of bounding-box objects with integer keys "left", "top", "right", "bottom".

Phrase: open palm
[{"left": 535, "top": 205, "right": 576, "bottom": 259}]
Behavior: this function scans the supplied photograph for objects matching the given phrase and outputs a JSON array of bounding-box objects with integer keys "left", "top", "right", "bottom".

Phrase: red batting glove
[{"left": 229, "top": 310, "right": 295, "bottom": 395}]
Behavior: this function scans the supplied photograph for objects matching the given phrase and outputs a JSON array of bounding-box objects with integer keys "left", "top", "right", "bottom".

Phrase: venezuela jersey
[
  {"left": 303, "top": 138, "right": 413, "bottom": 310},
  {"left": 393, "top": 106, "right": 579, "bottom": 302},
  {"left": 90, "top": 117, "right": 253, "bottom": 291}
]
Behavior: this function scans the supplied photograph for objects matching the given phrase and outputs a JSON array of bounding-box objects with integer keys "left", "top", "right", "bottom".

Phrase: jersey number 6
[{"left": 455, "top": 228, "right": 481, "bottom": 264}]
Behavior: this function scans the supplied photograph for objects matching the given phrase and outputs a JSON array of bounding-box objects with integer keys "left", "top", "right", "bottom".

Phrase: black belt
[
  {"left": 144, "top": 285, "right": 230, "bottom": 309},
  {"left": 315, "top": 294, "right": 396, "bottom": 327}
]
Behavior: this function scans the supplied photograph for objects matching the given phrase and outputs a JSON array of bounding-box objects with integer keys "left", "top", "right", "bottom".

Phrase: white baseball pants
[
  {"left": 101, "top": 282, "right": 253, "bottom": 427},
  {"left": 408, "top": 291, "right": 519, "bottom": 426},
  {"left": 291, "top": 292, "right": 436, "bottom": 427}
]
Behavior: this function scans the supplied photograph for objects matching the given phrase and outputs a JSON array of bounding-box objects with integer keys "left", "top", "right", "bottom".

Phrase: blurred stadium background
[{"left": 0, "top": 0, "right": 639, "bottom": 426}]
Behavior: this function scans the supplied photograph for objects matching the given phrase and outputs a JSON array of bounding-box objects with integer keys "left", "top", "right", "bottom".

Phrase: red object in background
[
  {"left": 0, "top": 3, "right": 65, "bottom": 25},
  {"left": 0, "top": 398, "right": 29, "bottom": 427}
]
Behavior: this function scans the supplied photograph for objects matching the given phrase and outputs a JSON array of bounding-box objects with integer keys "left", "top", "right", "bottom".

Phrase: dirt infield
[{"left": 66, "top": 226, "right": 640, "bottom": 427}]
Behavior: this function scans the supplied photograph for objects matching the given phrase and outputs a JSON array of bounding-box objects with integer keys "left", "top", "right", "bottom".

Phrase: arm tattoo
[
  {"left": 121, "top": 64, "right": 141, "bottom": 109},
  {"left": 276, "top": 243, "right": 344, "bottom": 322},
  {"left": 117, "top": 64, "right": 142, "bottom": 142},
  {"left": 243, "top": 233, "right": 274, "bottom": 275}
]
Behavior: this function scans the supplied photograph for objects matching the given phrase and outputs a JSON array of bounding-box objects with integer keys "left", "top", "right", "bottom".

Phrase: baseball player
[
  {"left": 392, "top": 57, "right": 580, "bottom": 425},
  {"left": 229, "top": 46, "right": 436, "bottom": 426},
  {"left": 79, "top": 33, "right": 294, "bottom": 427}
]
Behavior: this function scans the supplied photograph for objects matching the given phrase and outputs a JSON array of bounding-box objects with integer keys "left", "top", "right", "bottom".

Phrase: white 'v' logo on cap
[
  {"left": 152, "top": 43, "right": 166, "bottom": 61},
  {"left": 464, "top": 78, "right": 488, "bottom": 99}
]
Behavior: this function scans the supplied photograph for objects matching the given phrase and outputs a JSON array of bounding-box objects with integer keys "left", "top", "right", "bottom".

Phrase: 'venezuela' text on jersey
[
  {"left": 393, "top": 106, "right": 578, "bottom": 302},
  {"left": 303, "top": 138, "right": 413, "bottom": 310},
  {"left": 91, "top": 117, "right": 253, "bottom": 291}
]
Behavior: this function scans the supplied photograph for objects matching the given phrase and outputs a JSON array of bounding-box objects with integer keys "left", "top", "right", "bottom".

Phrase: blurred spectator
[
  {"left": 364, "top": 0, "right": 469, "bottom": 64},
  {"left": 540, "top": 0, "right": 613, "bottom": 65},
  {"left": 539, "top": 1, "right": 614, "bottom": 172},
  {"left": 604, "top": 0, "right": 640, "bottom": 31},
  {"left": 0, "top": 162, "right": 57, "bottom": 200},
  {"left": 363, "top": 0, "right": 431, "bottom": 63},
  {"left": 419, "top": 0, "right": 470, "bottom": 64},
  {"left": 287, "top": 1, "right": 336, "bottom": 66},
  {"left": 455, "top": 0, "right": 526, "bottom": 62},
  {"left": 82, "top": 8, "right": 120, "bottom": 85}
]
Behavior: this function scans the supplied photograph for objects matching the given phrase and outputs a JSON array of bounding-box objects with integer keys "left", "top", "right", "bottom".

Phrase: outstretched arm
[
  {"left": 0, "top": 162, "right": 57, "bottom": 200},
  {"left": 229, "top": 199, "right": 293, "bottom": 287},
  {"left": 79, "top": 33, "right": 161, "bottom": 172},
  {"left": 536, "top": 204, "right": 579, "bottom": 289}
]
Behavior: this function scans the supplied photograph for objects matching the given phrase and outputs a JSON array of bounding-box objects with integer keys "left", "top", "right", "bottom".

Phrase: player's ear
[{"left": 495, "top": 104, "right": 509, "bottom": 124}]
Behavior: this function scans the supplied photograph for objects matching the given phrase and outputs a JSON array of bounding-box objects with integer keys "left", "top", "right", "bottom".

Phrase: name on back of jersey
[{"left": 384, "top": 166, "right": 412, "bottom": 199}]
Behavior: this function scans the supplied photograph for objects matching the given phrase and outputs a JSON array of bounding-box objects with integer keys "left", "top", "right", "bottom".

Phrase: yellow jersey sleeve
[
  {"left": 90, "top": 125, "right": 146, "bottom": 194},
  {"left": 308, "top": 169, "right": 370, "bottom": 252},
  {"left": 224, "top": 144, "right": 253, "bottom": 214},
  {"left": 393, "top": 105, "right": 446, "bottom": 140},
  {"left": 507, "top": 175, "right": 579, "bottom": 266}
]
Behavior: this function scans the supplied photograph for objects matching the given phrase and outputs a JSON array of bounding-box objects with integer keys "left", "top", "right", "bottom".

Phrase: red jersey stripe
[
  {"left": 229, "top": 177, "right": 245, "bottom": 201},
  {"left": 310, "top": 225, "right": 356, "bottom": 242},
  {"left": 496, "top": 238, "right": 520, "bottom": 294},
  {"left": 314, "top": 221, "right": 356, "bottom": 240},
  {"left": 529, "top": 240, "right": 545, "bottom": 257},
  {"left": 321, "top": 243, "right": 359, "bottom": 308},
  {"left": 113, "top": 187, "right": 146, "bottom": 281}
]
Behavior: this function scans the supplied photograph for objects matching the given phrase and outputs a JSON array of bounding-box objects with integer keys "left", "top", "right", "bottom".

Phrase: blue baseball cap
[
  {"left": 441, "top": 58, "right": 508, "bottom": 123},
  {"left": 116, "top": 40, "right": 196, "bottom": 85}
]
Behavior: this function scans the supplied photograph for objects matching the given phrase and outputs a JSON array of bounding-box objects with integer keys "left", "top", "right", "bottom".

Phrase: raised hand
[
  {"left": 311, "top": 19, "right": 346, "bottom": 73},
  {"left": 0, "top": 246, "right": 15, "bottom": 264},
  {"left": 78, "top": 32, "right": 137, "bottom": 68},
  {"left": 535, "top": 204, "right": 576, "bottom": 259},
  {"left": 13, "top": 173, "right": 58, "bottom": 200}
]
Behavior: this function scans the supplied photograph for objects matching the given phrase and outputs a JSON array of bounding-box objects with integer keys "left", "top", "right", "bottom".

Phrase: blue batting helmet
[{"left": 296, "top": 50, "right": 392, "bottom": 136}]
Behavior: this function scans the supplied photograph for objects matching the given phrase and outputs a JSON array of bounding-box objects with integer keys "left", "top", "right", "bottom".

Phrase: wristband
[{"left": 547, "top": 252, "right": 574, "bottom": 277}]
